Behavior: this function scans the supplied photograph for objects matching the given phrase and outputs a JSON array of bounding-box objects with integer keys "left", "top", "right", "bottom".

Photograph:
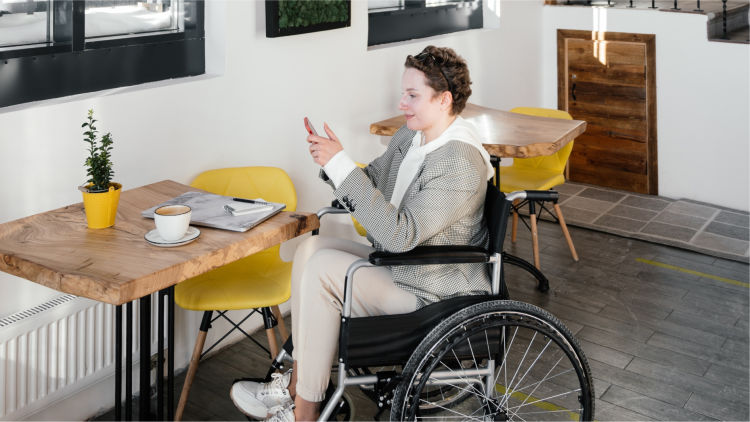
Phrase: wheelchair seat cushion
[{"left": 345, "top": 294, "right": 492, "bottom": 368}]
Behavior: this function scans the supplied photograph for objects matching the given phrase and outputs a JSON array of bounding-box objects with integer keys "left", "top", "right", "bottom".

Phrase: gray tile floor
[
  {"left": 553, "top": 182, "right": 750, "bottom": 263},
  {"left": 96, "top": 219, "right": 749, "bottom": 421}
]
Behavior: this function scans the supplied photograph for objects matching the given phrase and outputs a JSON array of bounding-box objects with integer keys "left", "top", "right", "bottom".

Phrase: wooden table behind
[
  {"left": 370, "top": 103, "right": 587, "bottom": 158},
  {"left": 0, "top": 180, "right": 319, "bottom": 305}
]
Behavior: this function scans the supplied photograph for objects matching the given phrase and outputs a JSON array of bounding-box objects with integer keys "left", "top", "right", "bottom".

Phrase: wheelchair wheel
[{"left": 391, "top": 300, "right": 594, "bottom": 421}]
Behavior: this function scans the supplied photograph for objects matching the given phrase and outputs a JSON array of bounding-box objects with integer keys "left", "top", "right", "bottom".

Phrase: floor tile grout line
[
  {"left": 589, "top": 193, "right": 628, "bottom": 226},
  {"left": 708, "top": 219, "right": 750, "bottom": 230},
  {"left": 688, "top": 208, "right": 722, "bottom": 245}
]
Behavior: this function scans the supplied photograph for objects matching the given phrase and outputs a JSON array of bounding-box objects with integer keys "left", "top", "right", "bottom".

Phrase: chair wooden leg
[
  {"left": 272, "top": 305, "right": 289, "bottom": 341},
  {"left": 529, "top": 213, "right": 540, "bottom": 270},
  {"left": 511, "top": 199, "right": 519, "bottom": 243},
  {"left": 265, "top": 327, "right": 280, "bottom": 358},
  {"left": 175, "top": 311, "right": 212, "bottom": 421},
  {"left": 554, "top": 203, "right": 579, "bottom": 261}
]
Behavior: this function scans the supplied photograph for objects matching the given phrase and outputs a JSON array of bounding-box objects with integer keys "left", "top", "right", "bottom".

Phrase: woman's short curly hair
[{"left": 404, "top": 46, "right": 472, "bottom": 115}]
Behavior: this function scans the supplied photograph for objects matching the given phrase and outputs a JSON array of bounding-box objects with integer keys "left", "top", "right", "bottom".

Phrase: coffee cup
[{"left": 154, "top": 205, "right": 192, "bottom": 241}]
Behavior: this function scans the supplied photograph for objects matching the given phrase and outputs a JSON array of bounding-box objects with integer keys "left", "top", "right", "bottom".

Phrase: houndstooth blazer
[{"left": 323, "top": 125, "right": 491, "bottom": 306}]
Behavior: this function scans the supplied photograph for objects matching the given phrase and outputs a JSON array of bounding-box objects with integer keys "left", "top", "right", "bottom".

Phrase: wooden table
[
  {"left": 0, "top": 180, "right": 319, "bottom": 420},
  {"left": 369, "top": 103, "right": 587, "bottom": 159}
]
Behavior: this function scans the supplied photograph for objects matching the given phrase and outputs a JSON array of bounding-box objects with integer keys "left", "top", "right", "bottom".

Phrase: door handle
[{"left": 570, "top": 73, "right": 577, "bottom": 101}]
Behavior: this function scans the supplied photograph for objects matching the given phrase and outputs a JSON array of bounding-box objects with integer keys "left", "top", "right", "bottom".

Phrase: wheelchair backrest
[{"left": 485, "top": 182, "right": 511, "bottom": 255}]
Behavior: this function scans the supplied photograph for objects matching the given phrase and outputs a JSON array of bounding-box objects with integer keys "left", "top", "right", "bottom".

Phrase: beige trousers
[{"left": 290, "top": 236, "right": 419, "bottom": 402}]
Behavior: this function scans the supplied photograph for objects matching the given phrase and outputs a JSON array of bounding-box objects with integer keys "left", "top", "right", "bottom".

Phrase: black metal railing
[{"left": 556, "top": 1, "right": 735, "bottom": 39}]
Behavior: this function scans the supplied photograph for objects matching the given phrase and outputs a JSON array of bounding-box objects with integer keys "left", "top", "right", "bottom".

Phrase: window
[
  {"left": 0, "top": 0, "right": 204, "bottom": 108},
  {"left": 368, "top": 0, "right": 483, "bottom": 46},
  {"left": 0, "top": 0, "right": 52, "bottom": 49},
  {"left": 85, "top": 0, "right": 182, "bottom": 39}
]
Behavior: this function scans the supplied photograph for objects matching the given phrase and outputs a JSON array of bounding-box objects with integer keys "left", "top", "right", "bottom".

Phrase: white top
[
  {"left": 389, "top": 117, "right": 493, "bottom": 208},
  {"left": 323, "top": 117, "right": 493, "bottom": 208}
]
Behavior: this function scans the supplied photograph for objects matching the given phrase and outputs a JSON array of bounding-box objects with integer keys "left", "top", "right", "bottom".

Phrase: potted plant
[{"left": 79, "top": 109, "right": 121, "bottom": 229}]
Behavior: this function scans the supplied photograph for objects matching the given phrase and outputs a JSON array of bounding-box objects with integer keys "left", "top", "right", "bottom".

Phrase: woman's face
[{"left": 399, "top": 67, "right": 448, "bottom": 132}]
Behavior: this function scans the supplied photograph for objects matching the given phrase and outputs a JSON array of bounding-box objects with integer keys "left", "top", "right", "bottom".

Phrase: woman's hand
[{"left": 307, "top": 123, "right": 343, "bottom": 167}]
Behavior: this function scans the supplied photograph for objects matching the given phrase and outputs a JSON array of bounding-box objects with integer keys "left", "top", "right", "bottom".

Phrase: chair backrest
[
  {"left": 509, "top": 107, "right": 575, "bottom": 174},
  {"left": 351, "top": 162, "right": 368, "bottom": 237},
  {"left": 190, "top": 167, "right": 297, "bottom": 212},
  {"left": 484, "top": 182, "right": 511, "bottom": 255}
]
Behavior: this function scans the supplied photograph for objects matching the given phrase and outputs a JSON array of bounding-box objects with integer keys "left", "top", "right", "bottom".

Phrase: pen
[{"left": 232, "top": 197, "right": 271, "bottom": 205}]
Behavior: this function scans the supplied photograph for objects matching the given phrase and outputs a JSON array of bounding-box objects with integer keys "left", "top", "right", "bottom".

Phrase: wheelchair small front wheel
[{"left": 391, "top": 300, "right": 594, "bottom": 421}]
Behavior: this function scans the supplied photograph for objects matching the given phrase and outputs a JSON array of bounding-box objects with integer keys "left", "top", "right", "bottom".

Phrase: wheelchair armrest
[
  {"left": 506, "top": 190, "right": 560, "bottom": 203},
  {"left": 316, "top": 199, "right": 349, "bottom": 219},
  {"left": 369, "top": 245, "right": 489, "bottom": 266}
]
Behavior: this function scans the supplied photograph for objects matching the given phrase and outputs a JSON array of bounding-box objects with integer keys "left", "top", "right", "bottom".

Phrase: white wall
[
  {"left": 541, "top": 5, "right": 750, "bottom": 211},
  {"left": 0, "top": 1, "right": 544, "bottom": 419},
  {"left": 2, "top": 1, "right": 747, "bottom": 418}
]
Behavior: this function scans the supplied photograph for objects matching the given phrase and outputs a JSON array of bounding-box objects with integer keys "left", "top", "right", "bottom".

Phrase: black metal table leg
[
  {"left": 168, "top": 285, "right": 175, "bottom": 421},
  {"left": 139, "top": 295, "right": 152, "bottom": 421},
  {"left": 126, "top": 302, "right": 133, "bottom": 421},
  {"left": 115, "top": 305, "right": 122, "bottom": 420},
  {"left": 158, "top": 290, "right": 165, "bottom": 421},
  {"left": 115, "top": 290, "right": 174, "bottom": 421}
]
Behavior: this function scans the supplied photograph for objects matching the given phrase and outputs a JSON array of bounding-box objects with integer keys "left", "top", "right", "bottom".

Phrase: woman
[{"left": 230, "top": 46, "right": 494, "bottom": 422}]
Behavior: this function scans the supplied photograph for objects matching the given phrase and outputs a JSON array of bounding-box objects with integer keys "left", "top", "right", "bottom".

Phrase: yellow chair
[
  {"left": 351, "top": 162, "right": 368, "bottom": 236},
  {"left": 174, "top": 167, "right": 296, "bottom": 420},
  {"left": 499, "top": 107, "right": 579, "bottom": 269}
]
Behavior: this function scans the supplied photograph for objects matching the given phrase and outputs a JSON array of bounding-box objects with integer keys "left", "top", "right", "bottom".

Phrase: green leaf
[{"left": 81, "top": 109, "right": 115, "bottom": 189}]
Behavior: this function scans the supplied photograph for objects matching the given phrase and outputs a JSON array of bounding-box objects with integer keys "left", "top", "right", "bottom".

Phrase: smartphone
[{"left": 304, "top": 117, "right": 318, "bottom": 136}]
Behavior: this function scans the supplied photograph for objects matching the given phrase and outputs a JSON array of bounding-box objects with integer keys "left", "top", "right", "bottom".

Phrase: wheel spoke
[
  {"left": 507, "top": 338, "right": 554, "bottom": 408},
  {"left": 500, "top": 330, "right": 538, "bottom": 408},
  {"left": 516, "top": 354, "right": 565, "bottom": 408},
  {"left": 429, "top": 372, "right": 485, "bottom": 400},
  {"left": 507, "top": 388, "right": 582, "bottom": 412},
  {"left": 416, "top": 396, "right": 486, "bottom": 421},
  {"left": 516, "top": 366, "right": 573, "bottom": 394},
  {"left": 493, "top": 325, "right": 519, "bottom": 399}
]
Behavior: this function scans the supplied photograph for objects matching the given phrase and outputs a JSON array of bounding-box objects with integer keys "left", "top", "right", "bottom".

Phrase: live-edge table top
[
  {"left": 369, "top": 103, "right": 587, "bottom": 159},
  {"left": 0, "top": 180, "right": 319, "bottom": 306}
]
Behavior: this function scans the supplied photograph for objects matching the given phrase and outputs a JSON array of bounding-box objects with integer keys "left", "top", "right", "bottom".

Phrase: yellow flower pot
[{"left": 81, "top": 183, "right": 122, "bottom": 229}]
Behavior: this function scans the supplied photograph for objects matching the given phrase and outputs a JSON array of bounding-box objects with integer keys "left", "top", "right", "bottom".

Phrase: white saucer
[{"left": 145, "top": 226, "right": 200, "bottom": 247}]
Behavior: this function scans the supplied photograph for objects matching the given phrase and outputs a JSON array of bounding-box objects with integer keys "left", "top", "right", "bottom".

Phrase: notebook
[
  {"left": 142, "top": 192, "right": 285, "bottom": 232},
  {"left": 224, "top": 201, "right": 275, "bottom": 216}
]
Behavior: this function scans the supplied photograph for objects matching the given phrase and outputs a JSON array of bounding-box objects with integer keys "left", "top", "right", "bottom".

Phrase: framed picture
[{"left": 265, "top": 0, "right": 351, "bottom": 38}]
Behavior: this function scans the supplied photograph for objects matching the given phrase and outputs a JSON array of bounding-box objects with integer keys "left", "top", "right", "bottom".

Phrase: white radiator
[{"left": 0, "top": 293, "right": 163, "bottom": 420}]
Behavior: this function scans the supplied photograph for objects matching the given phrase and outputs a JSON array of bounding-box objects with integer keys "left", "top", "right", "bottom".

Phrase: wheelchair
[{"left": 261, "top": 182, "right": 594, "bottom": 421}]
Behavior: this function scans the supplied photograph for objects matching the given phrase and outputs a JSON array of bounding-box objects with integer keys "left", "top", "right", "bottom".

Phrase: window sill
[{"left": 0, "top": 71, "right": 220, "bottom": 115}]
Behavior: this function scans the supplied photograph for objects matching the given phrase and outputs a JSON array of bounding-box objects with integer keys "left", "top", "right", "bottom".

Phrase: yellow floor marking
[
  {"left": 636, "top": 258, "right": 749, "bottom": 288},
  {"left": 496, "top": 384, "right": 579, "bottom": 421}
]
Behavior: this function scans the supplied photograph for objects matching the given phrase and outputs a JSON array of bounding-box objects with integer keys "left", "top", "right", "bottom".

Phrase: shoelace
[
  {"left": 258, "top": 372, "right": 291, "bottom": 398},
  {"left": 266, "top": 403, "right": 295, "bottom": 422}
]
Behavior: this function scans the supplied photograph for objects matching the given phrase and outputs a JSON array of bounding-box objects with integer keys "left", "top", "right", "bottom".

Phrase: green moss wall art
[{"left": 266, "top": 0, "right": 351, "bottom": 38}]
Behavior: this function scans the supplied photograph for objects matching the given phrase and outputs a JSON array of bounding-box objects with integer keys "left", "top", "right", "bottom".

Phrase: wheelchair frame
[{"left": 274, "top": 185, "right": 593, "bottom": 421}]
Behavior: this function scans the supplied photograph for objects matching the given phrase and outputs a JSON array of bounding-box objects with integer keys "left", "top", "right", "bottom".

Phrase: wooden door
[{"left": 558, "top": 30, "right": 657, "bottom": 194}]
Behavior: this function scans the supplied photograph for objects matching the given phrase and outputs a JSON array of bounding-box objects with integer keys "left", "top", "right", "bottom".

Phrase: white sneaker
[
  {"left": 264, "top": 403, "right": 295, "bottom": 422},
  {"left": 230, "top": 381, "right": 271, "bottom": 419},
  {"left": 230, "top": 371, "right": 293, "bottom": 419}
]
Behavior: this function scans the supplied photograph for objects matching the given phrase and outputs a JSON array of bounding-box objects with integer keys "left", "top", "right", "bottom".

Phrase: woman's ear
[{"left": 441, "top": 91, "right": 453, "bottom": 110}]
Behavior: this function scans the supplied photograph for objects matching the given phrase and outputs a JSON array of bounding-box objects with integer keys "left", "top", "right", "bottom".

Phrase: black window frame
[
  {"left": 368, "top": 0, "right": 483, "bottom": 47},
  {"left": 0, "top": 0, "right": 205, "bottom": 108}
]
